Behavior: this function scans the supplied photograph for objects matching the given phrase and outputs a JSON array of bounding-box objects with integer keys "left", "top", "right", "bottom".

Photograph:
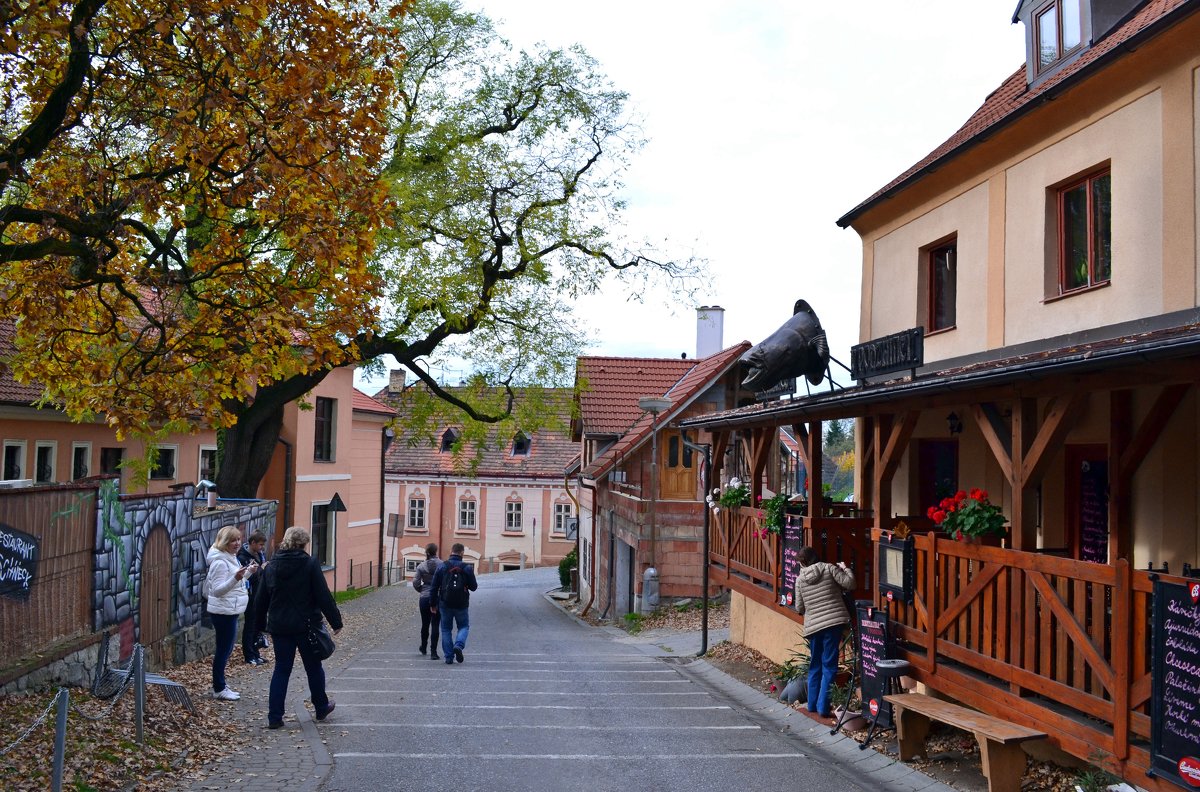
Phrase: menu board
[
  {"left": 0, "top": 522, "right": 39, "bottom": 601},
  {"left": 856, "top": 600, "right": 893, "bottom": 729},
  {"left": 1150, "top": 579, "right": 1200, "bottom": 789},
  {"left": 1079, "top": 460, "right": 1109, "bottom": 564},
  {"left": 780, "top": 515, "right": 803, "bottom": 607}
]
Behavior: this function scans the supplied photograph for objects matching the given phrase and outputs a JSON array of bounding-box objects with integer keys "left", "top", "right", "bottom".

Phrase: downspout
[
  {"left": 378, "top": 427, "right": 393, "bottom": 587},
  {"left": 276, "top": 436, "right": 293, "bottom": 546},
  {"left": 575, "top": 476, "right": 599, "bottom": 617}
]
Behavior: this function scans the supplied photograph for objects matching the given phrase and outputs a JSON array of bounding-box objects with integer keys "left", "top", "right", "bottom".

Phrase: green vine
[{"left": 98, "top": 479, "right": 136, "bottom": 606}]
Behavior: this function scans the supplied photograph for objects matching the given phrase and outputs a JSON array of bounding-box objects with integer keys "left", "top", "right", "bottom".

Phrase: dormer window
[
  {"left": 1035, "top": 0, "right": 1082, "bottom": 74},
  {"left": 512, "top": 432, "right": 530, "bottom": 456},
  {"left": 440, "top": 428, "right": 459, "bottom": 452}
]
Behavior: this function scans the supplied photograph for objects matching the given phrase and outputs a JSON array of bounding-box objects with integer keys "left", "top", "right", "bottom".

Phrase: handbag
[{"left": 305, "top": 621, "right": 336, "bottom": 660}]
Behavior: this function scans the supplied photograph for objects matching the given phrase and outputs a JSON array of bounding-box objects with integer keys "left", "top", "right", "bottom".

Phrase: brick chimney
[{"left": 696, "top": 305, "right": 725, "bottom": 359}]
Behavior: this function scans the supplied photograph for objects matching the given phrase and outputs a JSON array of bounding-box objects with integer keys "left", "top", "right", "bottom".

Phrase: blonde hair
[
  {"left": 212, "top": 526, "right": 242, "bottom": 553},
  {"left": 279, "top": 526, "right": 311, "bottom": 552}
]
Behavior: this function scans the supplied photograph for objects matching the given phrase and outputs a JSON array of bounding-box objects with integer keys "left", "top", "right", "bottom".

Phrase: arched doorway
[{"left": 139, "top": 526, "right": 173, "bottom": 666}]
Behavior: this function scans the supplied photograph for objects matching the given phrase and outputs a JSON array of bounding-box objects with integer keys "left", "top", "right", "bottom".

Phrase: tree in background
[
  {"left": 823, "top": 419, "right": 855, "bottom": 501},
  {"left": 1, "top": 0, "right": 699, "bottom": 495}
]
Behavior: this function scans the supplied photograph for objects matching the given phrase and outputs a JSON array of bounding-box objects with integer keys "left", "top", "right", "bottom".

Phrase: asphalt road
[{"left": 318, "top": 567, "right": 879, "bottom": 792}]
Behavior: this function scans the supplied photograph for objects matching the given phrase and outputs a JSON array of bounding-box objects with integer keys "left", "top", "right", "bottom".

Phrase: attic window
[
  {"left": 512, "top": 433, "right": 530, "bottom": 456},
  {"left": 440, "top": 429, "right": 458, "bottom": 452},
  {"left": 1035, "top": 0, "right": 1082, "bottom": 75}
]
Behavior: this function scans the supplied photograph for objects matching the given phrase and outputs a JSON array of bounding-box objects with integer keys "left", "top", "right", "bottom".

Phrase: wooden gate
[{"left": 138, "top": 526, "right": 172, "bottom": 666}]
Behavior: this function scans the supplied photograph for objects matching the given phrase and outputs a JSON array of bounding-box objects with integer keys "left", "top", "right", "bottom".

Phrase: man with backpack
[{"left": 429, "top": 542, "right": 478, "bottom": 665}]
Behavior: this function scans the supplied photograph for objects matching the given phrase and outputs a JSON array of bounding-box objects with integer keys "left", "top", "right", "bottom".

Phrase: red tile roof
[
  {"left": 0, "top": 320, "right": 48, "bottom": 406},
  {"left": 375, "top": 385, "right": 579, "bottom": 479},
  {"left": 838, "top": 0, "right": 1197, "bottom": 228},
  {"left": 575, "top": 356, "right": 696, "bottom": 437},
  {"left": 581, "top": 343, "right": 751, "bottom": 480},
  {"left": 351, "top": 388, "right": 395, "bottom": 416}
]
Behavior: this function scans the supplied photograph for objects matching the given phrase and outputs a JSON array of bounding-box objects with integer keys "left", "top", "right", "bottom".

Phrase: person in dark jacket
[
  {"left": 237, "top": 531, "right": 268, "bottom": 665},
  {"left": 429, "top": 542, "right": 478, "bottom": 665},
  {"left": 254, "top": 525, "right": 342, "bottom": 729},
  {"left": 410, "top": 542, "right": 441, "bottom": 660}
]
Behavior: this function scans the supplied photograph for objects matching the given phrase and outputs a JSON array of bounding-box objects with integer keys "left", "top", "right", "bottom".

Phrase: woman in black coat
[{"left": 254, "top": 525, "right": 342, "bottom": 729}]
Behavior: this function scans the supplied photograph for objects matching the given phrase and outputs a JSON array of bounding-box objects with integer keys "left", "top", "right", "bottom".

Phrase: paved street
[{"left": 314, "top": 568, "right": 942, "bottom": 792}]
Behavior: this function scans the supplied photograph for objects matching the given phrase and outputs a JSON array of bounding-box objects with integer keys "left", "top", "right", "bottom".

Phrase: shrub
[{"left": 558, "top": 547, "right": 578, "bottom": 589}]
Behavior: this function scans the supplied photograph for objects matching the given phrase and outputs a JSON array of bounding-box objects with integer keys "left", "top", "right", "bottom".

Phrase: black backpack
[{"left": 440, "top": 563, "right": 469, "bottom": 608}]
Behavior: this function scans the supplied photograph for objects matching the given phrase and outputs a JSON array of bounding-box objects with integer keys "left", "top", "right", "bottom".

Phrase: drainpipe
[
  {"left": 576, "top": 476, "right": 599, "bottom": 617},
  {"left": 379, "top": 427, "right": 394, "bottom": 587},
  {"left": 275, "top": 436, "right": 293, "bottom": 546}
]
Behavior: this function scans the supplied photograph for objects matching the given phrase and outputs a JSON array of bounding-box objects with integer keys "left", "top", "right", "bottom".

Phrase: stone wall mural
[{"left": 93, "top": 480, "right": 277, "bottom": 662}]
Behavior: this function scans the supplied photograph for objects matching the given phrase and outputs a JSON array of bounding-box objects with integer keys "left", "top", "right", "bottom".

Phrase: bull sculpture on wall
[{"left": 739, "top": 299, "right": 830, "bottom": 393}]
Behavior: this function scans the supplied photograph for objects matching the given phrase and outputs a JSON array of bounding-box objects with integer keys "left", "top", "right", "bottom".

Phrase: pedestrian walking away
[
  {"left": 255, "top": 525, "right": 343, "bottom": 729},
  {"left": 411, "top": 542, "right": 442, "bottom": 660},
  {"left": 429, "top": 542, "right": 478, "bottom": 665},
  {"left": 793, "top": 545, "right": 855, "bottom": 719},
  {"left": 205, "top": 526, "right": 258, "bottom": 701},
  {"left": 237, "top": 530, "right": 269, "bottom": 665}
]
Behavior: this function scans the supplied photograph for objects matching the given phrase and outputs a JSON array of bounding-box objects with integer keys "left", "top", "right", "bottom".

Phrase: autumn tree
[
  {"left": 2, "top": 0, "right": 699, "bottom": 496},
  {"left": 1, "top": 0, "right": 406, "bottom": 462}
]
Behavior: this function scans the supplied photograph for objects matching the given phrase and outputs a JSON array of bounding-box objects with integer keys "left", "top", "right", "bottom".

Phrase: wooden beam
[
  {"left": 1010, "top": 398, "right": 1038, "bottom": 551},
  {"left": 879, "top": 411, "right": 919, "bottom": 483},
  {"left": 750, "top": 426, "right": 773, "bottom": 502},
  {"left": 1119, "top": 383, "right": 1190, "bottom": 476},
  {"left": 971, "top": 402, "right": 1014, "bottom": 484},
  {"left": 806, "top": 420, "right": 823, "bottom": 517},
  {"left": 1021, "top": 391, "right": 1086, "bottom": 486},
  {"left": 792, "top": 424, "right": 810, "bottom": 471}
]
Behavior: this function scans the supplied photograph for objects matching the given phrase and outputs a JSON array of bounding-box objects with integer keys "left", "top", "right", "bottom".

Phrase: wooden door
[
  {"left": 917, "top": 439, "right": 958, "bottom": 515},
  {"left": 660, "top": 430, "right": 696, "bottom": 500},
  {"left": 139, "top": 526, "right": 173, "bottom": 666}
]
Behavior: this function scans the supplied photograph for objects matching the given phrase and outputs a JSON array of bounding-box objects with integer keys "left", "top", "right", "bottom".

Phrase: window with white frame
[
  {"left": 71, "top": 442, "right": 91, "bottom": 480},
  {"left": 198, "top": 446, "right": 218, "bottom": 483},
  {"left": 553, "top": 502, "right": 572, "bottom": 535},
  {"left": 312, "top": 503, "right": 335, "bottom": 567},
  {"left": 505, "top": 500, "right": 523, "bottom": 532},
  {"left": 34, "top": 441, "right": 56, "bottom": 483},
  {"left": 150, "top": 445, "right": 177, "bottom": 479},
  {"left": 314, "top": 397, "right": 336, "bottom": 462},
  {"left": 408, "top": 496, "right": 426, "bottom": 529},
  {"left": 3, "top": 441, "right": 26, "bottom": 480},
  {"left": 458, "top": 498, "right": 476, "bottom": 531},
  {"left": 405, "top": 558, "right": 422, "bottom": 574}
]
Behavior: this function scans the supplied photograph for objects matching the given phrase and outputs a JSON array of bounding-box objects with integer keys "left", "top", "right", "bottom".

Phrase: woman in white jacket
[{"left": 205, "top": 526, "right": 257, "bottom": 701}]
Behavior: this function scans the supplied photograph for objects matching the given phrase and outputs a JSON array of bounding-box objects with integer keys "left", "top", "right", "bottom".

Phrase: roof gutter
[{"left": 836, "top": 1, "right": 1200, "bottom": 229}]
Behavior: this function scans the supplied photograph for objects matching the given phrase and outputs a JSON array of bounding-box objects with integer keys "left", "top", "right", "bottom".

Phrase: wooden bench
[{"left": 885, "top": 693, "right": 1046, "bottom": 792}]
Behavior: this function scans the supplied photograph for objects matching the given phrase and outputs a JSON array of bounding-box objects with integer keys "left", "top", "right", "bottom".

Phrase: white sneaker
[{"left": 214, "top": 687, "right": 240, "bottom": 701}]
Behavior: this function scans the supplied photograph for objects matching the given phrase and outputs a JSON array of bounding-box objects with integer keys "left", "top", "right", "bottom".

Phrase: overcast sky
[{"left": 357, "top": 1, "right": 1027, "bottom": 392}]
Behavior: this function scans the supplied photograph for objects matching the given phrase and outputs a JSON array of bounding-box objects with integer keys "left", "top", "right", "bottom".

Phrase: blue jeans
[
  {"left": 806, "top": 624, "right": 844, "bottom": 716},
  {"left": 268, "top": 631, "right": 330, "bottom": 724},
  {"left": 211, "top": 613, "right": 239, "bottom": 692},
  {"left": 439, "top": 605, "right": 469, "bottom": 658}
]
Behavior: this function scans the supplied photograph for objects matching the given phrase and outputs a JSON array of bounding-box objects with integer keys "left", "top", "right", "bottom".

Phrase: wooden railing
[
  {"left": 708, "top": 508, "right": 873, "bottom": 609},
  {"left": 882, "top": 530, "right": 1184, "bottom": 780}
]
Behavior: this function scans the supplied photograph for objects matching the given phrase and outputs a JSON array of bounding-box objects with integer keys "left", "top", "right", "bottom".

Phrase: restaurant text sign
[{"left": 851, "top": 327, "right": 924, "bottom": 380}]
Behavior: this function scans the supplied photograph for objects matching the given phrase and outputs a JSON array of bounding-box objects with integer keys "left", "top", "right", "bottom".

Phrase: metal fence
[{"left": 347, "top": 560, "right": 374, "bottom": 589}]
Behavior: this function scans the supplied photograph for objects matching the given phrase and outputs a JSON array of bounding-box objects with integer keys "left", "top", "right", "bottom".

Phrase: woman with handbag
[
  {"left": 254, "top": 525, "right": 342, "bottom": 729},
  {"left": 205, "top": 526, "right": 258, "bottom": 701}
]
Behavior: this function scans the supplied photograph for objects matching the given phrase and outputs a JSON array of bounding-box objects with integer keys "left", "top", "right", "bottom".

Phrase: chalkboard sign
[
  {"left": 856, "top": 600, "right": 893, "bottom": 729},
  {"left": 1150, "top": 579, "right": 1200, "bottom": 789},
  {"left": 1079, "top": 460, "right": 1109, "bottom": 564},
  {"left": 0, "top": 522, "right": 40, "bottom": 601},
  {"left": 780, "top": 514, "right": 803, "bottom": 607}
]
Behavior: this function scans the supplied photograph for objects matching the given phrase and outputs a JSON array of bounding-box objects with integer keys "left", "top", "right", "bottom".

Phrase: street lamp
[
  {"left": 681, "top": 431, "right": 712, "bottom": 656},
  {"left": 638, "top": 396, "right": 673, "bottom": 582}
]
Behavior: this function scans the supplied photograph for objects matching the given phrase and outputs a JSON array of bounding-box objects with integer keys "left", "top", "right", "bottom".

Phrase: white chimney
[{"left": 696, "top": 305, "right": 724, "bottom": 359}]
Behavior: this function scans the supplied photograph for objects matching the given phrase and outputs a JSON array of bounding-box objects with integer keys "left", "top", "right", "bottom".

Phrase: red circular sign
[
  {"left": 1190, "top": 583, "right": 1200, "bottom": 604},
  {"left": 1179, "top": 756, "right": 1200, "bottom": 787},
  {"left": 886, "top": 590, "right": 894, "bottom": 602},
  {"left": 869, "top": 699, "right": 879, "bottom": 716}
]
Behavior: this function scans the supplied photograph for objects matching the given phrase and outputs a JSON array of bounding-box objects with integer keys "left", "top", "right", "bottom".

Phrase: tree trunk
[{"left": 216, "top": 404, "right": 285, "bottom": 499}]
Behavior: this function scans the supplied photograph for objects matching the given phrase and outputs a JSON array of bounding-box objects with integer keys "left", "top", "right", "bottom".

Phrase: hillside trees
[{"left": 1, "top": 0, "right": 699, "bottom": 496}]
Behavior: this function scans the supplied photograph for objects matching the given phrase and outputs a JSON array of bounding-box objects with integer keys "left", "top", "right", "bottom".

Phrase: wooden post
[
  {"left": 1010, "top": 398, "right": 1038, "bottom": 552},
  {"left": 1108, "top": 390, "right": 1131, "bottom": 565}
]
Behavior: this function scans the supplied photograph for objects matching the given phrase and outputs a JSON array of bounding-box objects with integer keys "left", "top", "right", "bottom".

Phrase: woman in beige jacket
[{"left": 794, "top": 546, "right": 855, "bottom": 717}]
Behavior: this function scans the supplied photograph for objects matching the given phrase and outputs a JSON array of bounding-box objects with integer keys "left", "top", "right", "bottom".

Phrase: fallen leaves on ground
[{"left": 0, "top": 652, "right": 248, "bottom": 792}]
